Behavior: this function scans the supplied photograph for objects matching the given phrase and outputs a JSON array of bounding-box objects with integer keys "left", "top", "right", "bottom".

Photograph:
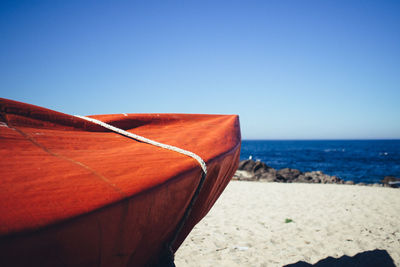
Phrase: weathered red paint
[{"left": 0, "top": 98, "right": 241, "bottom": 266}]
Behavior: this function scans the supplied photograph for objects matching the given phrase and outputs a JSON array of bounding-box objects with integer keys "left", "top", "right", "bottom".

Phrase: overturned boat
[{"left": 0, "top": 98, "right": 241, "bottom": 266}]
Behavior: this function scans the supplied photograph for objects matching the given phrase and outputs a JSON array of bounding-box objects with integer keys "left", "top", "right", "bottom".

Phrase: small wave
[{"left": 324, "top": 148, "right": 345, "bottom": 152}]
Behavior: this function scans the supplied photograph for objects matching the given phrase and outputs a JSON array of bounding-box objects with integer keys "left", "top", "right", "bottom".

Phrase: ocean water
[{"left": 240, "top": 140, "right": 400, "bottom": 184}]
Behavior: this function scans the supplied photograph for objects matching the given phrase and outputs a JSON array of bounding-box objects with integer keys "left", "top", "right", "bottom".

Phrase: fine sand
[{"left": 175, "top": 181, "right": 400, "bottom": 266}]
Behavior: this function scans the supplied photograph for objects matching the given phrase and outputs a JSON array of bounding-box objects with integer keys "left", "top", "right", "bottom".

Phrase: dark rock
[
  {"left": 296, "top": 174, "right": 316, "bottom": 183},
  {"left": 297, "top": 171, "right": 345, "bottom": 184},
  {"left": 253, "top": 161, "right": 272, "bottom": 176},
  {"left": 238, "top": 160, "right": 257, "bottom": 172},
  {"left": 325, "top": 175, "right": 344, "bottom": 184},
  {"left": 381, "top": 176, "right": 400, "bottom": 188},
  {"left": 259, "top": 168, "right": 277, "bottom": 182},
  {"left": 277, "top": 168, "right": 301, "bottom": 182},
  {"left": 237, "top": 159, "right": 276, "bottom": 181},
  {"left": 238, "top": 159, "right": 272, "bottom": 175}
]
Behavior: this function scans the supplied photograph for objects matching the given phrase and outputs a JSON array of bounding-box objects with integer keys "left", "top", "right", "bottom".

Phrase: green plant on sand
[{"left": 285, "top": 218, "right": 294, "bottom": 223}]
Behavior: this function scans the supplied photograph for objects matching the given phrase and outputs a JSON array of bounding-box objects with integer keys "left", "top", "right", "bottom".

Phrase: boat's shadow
[{"left": 284, "top": 249, "right": 396, "bottom": 267}]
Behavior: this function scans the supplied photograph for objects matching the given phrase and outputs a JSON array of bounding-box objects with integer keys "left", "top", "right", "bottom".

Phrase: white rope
[{"left": 74, "top": 115, "right": 207, "bottom": 175}]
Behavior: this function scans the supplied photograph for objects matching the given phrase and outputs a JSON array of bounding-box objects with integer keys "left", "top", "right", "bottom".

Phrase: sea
[{"left": 240, "top": 140, "right": 400, "bottom": 184}]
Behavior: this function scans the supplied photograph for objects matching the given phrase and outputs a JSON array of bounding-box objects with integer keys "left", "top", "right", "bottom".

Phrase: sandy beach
[{"left": 175, "top": 181, "right": 400, "bottom": 266}]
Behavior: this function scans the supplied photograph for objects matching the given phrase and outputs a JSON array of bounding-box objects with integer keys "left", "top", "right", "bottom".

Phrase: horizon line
[{"left": 242, "top": 138, "right": 400, "bottom": 141}]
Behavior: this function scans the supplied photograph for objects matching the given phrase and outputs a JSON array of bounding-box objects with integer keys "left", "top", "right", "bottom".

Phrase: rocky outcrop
[
  {"left": 234, "top": 159, "right": 350, "bottom": 184},
  {"left": 233, "top": 160, "right": 398, "bottom": 187}
]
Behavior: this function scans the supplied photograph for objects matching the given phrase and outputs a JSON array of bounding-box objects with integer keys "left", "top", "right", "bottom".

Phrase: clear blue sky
[{"left": 1, "top": 0, "right": 399, "bottom": 139}]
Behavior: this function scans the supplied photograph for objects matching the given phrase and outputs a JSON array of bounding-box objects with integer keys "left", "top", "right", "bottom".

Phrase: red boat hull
[{"left": 0, "top": 98, "right": 241, "bottom": 266}]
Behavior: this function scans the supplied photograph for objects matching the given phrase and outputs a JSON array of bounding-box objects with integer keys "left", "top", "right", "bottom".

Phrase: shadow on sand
[{"left": 284, "top": 249, "right": 396, "bottom": 267}]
